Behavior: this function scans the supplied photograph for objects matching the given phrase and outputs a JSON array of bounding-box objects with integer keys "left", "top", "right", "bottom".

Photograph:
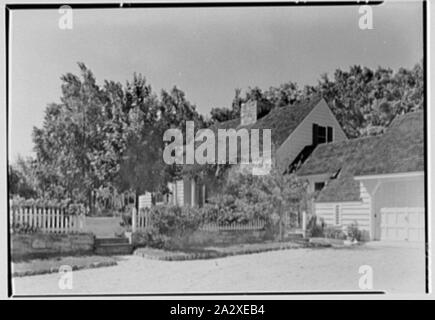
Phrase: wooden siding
[
  {"left": 276, "top": 99, "right": 347, "bottom": 171},
  {"left": 138, "top": 192, "right": 152, "bottom": 209},
  {"left": 176, "top": 179, "right": 184, "bottom": 206},
  {"left": 315, "top": 182, "right": 372, "bottom": 233}
]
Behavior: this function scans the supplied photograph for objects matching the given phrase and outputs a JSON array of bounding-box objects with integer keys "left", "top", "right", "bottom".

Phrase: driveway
[{"left": 12, "top": 242, "right": 425, "bottom": 296}]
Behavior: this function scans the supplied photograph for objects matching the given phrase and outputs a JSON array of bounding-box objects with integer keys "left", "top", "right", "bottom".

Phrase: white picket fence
[
  {"left": 10, "top": 206, "right": 85, "bottom": 234},
  {"left": 131, "top": 207, "right": 266, "bottom": 232},
  {"left": 132, "top": 208, "right": 152, "bottom": 231},
  {"left": 199, "top": 219, "right": 265, "bottom": 231}
]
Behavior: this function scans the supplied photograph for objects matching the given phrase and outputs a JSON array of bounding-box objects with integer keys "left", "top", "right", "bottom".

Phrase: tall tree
[
  {"left": 115, "top": 73, "right": 163, "bottom": 201},
  {"left": 33, "top": 63, "right": 107, "bottom": 209}
]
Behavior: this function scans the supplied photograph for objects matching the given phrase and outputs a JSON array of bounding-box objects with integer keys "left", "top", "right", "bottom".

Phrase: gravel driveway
[{"left": 12, "top": 242, "right": 425, "bottom": 296}]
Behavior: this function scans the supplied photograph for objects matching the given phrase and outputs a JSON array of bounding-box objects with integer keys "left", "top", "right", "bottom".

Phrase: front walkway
[
  {"left": 82, "top": 216, "right": 123, "bottom": 238},
  {"left": 12, "top": 242, "right": 425, "bottom": 295}
]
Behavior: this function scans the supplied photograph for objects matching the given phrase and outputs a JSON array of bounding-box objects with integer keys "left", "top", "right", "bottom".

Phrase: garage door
[{"left": 380, "top": 207, "right": 425, "bottom": 241}]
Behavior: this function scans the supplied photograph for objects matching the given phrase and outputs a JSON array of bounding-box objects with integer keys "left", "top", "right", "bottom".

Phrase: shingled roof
[
  {"left": 353, "top": 111, "right": 424, "bottom": 176},
  {"left": 208, "top": 95, "right": 323, "bottom": 147},
  {"left": 297, "top": 111, "right": 424, "bottom": 203},
  {"left": 297, "top": 136, "right": 378, "bottom": 177},
  {"left": 297, "top": 136, "right": 379, "bottom": 202}
]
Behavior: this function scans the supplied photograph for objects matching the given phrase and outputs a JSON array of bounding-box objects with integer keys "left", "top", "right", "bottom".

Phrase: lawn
[
  {"left": 134, "top": 240, "right": 311, "bottom": 261},
  {"left": 12, "top": 255, "right": 119, "bottom": 277}
]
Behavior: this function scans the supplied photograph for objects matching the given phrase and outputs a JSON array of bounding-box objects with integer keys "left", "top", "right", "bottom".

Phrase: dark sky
[{"left": 9, "top": 2, "right": 423, "bottom": 159}]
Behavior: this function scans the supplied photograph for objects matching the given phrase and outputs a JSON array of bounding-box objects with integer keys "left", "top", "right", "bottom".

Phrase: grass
[
  {"left": 133, "top": 240, "right": 318, "bottom": 261},
  {"left": 12, "top": 255, "right": 119, "bottom": 277}
]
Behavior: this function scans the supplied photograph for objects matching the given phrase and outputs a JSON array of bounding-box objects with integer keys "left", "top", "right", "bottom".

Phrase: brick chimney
[{"left": 241, "top": 100, "right": 257, "bottom": 126}]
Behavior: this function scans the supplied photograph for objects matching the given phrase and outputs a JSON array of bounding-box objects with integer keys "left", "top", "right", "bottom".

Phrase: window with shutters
[{"left": 313, "top": 124, "right": 333, "bottom": 145}]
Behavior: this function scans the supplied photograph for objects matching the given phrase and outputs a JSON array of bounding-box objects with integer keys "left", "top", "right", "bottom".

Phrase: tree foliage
[
  {"left": 223, "top": 61, "right": 423, "bottom": 138},
  {"left": 11, "top": 60, "right": 423, "bottom": 214},
  {"left": 28, "top": 64, "right": 205, "bottom": 212}
]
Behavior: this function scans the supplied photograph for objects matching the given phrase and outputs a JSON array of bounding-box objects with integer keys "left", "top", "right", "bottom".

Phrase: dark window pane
[
  {"left": 312, "top": 123, "right": 318, "bottom": 145},
  {"left": 318, "top": 125, "right": 326, "bottom": 144},
  {"left": 314, "top": 182, "right": 325, "bottom": 192},
  {"left": 327, "top": 126, "right": 333, "bottom": 142}
]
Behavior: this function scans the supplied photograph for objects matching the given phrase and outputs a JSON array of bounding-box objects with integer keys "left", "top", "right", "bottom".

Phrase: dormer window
[
  {"left": 314, "top": 182, "right": 325, "bottom": 192},
  {"left": 313, "top": 124, "right": 333, "bottom": 145}
]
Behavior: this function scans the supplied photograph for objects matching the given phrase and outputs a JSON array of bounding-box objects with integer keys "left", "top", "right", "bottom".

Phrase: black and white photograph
[{"left": 3, "top": 0, "right": 431, "bottom": 300}]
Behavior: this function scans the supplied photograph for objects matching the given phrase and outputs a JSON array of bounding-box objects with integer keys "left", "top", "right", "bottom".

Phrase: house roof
[
  {"left": 297, "top": 110, "right": 424, "bottom": 203},
  {"left": 297, "top": 136, "right": 378, "bottom": 177},
  {"left": 208, "top": 95, "right": 323, "bottom": 147},
  {"left": 297, "top": 136, "right": 379, "bottom": 202},
  {"left": 353, "top": 111, "right": 424, "bottom": 176}
]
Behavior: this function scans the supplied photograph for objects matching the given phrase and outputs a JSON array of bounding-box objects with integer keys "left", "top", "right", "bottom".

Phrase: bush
[
  {"left": 134, "top": 205, "right": 203, "bottom": 250},
  {"left": 12, "top": 222, "right": 39, "bottom": 234},
  {"left": 151, "top": 205, "right": 202, "bottom": 237},
  {"left": 324, "top": 226, "right": 347, "bottom": 240},
  {"left": 346, "top": 222, "right": 364, "bottom": 242},
  {"left": 201, "top": 194, "right": 268, "bottom": 225},
  {"left": 132, "top": 228, "right": 171, "bottom": 249},
  {"left": 202, "top": 169, "right": 307, "bottom": 230},
  {"left": 307, "top": 217, "right": 367, "bottom": 242},
  {"left": 306, "top": 215, "right": 325, "bottom": 237},
  {"left": 10, "top": 196, "right": 86, "bottom": 216}
]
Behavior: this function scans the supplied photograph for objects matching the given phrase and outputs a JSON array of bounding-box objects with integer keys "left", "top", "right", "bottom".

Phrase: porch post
[
  {"left": 132, "top": 207, "right": 137, "bottom": 233},
  {"left": 191, "top": 178, "right": 196, "bottom": 207}
]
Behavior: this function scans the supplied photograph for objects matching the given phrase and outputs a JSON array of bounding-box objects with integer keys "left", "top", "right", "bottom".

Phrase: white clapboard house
[
  {"left": 167, "top": 95, "right": 347, "bottom": 207},
  {"left": 297, "top": 111, "right": 424, "bottom": 241}
]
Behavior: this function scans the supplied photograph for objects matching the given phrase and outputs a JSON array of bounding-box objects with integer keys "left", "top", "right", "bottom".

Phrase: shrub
[
  {"left": 132, "top": 228, "right": 170, "bottom": 249},
  {"left": 12, "top": 222, "right": 39, "bottom": 234},
  {"left": 9, "top": 196, "right": 86, "bottom": 216},
  {"left": 324, "top": 226, "right": 347, "bottom": 240},
  {"left": 346, "top": 222, "right": 364, "bottom": 242},
  {"left": 201, "top": 194, "right": 267, "bottom": 225},
  {"left": 203, "top": 169, "right": 307, "bottom": 234},
  {"left": 151, "top": 205, "right": 202, "bottom": 237},
  {"left": 134, "top": 205, "right": 203, "bottom": 250},
  {"left": 306, "top": 215, "right": 325, "bottom": 237}
]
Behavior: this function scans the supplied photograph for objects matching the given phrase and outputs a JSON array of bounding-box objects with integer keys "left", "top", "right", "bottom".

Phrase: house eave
[
  {"left": 314, "top": 199, "right": 363, "bottom": 204},
  {"left": 354, "top": 171, "right": 424, "bottom": 181}
]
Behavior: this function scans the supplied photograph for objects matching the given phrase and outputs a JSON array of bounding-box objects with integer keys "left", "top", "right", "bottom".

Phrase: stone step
[
  {"left": 95, "top": 243, "right": 133, "bottom": 255},
  {"left": 95, "top": 237, "right": 129, "bottom": 245}
]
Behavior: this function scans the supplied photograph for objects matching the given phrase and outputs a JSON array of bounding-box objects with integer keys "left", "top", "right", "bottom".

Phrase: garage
[{"left": 380, "top": 207, "right": 425, "bottom": 241}]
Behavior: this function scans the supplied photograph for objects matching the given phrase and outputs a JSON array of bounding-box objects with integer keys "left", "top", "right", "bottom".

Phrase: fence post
[
  {"left": 78, "top": 213, "right": 85, "bottom": 232},
  {"left": 302, "top": 211, "right": 307, "bottom": 237},
  {"left": 132, "top": 207, "right": 137, "bottom": 233}
]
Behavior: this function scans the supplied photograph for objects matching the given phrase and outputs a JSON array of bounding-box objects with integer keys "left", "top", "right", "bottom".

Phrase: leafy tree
[
  {"left": 109, "top": 73, "right": 164, "bottom": 207},
  {"left": 33, "top": 63, "right": 107, "bottom": 210},
  {"left": 264, "top": 81, "right": 302, "bottom": 107},
  {"left": 209, "top": 107, "right": 235, "bottom": 123},
  {"left": 8, "top": 158, "right": 38, "bottom": 199},
  {"left": 158, "top": 86, "right": 207, "bottom": 185}
]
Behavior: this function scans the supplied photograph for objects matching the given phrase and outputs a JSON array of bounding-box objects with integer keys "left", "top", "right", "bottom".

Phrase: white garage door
[{"left": 380, "top": 207, "right": 425, "bottom": 241}]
